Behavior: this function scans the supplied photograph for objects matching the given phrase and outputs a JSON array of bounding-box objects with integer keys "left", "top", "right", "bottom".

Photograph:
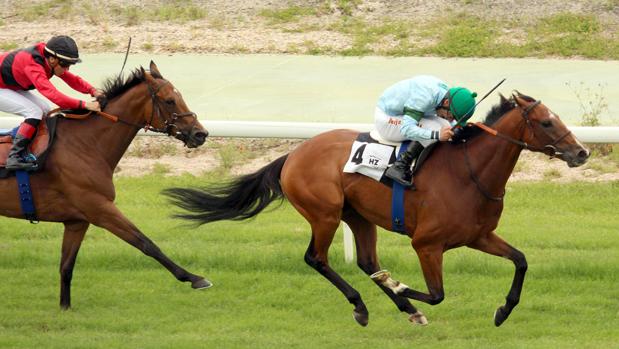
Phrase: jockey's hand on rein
[
  {"left": 439, "top": 126, "right": 454, "bottom": 142},
  {"left": 85, "top": 100, "right": 101, "bottom": 112}
]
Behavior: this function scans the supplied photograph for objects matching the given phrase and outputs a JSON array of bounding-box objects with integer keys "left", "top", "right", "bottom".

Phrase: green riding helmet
[{"left": 448, "top": 87, "right": 478, "bottom": 126}]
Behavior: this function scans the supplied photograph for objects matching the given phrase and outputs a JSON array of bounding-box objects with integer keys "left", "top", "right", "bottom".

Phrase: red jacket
[{"left": 0, "top": 42, "right": 96, "bottom": 109}]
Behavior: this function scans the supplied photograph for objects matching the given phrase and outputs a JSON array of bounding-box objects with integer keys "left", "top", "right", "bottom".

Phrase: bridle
[
  {"left": 60, "top": 77, "right": 200, "bottom": 143},
  {"left": 473, "top": 100, "right": 572, "bottom": 158},
  {"left": 88, "top": 78, "right": 199, "bottom": 139},
  {"left": 143, "top": 79, "right": 198, "bottom": 137},
  {"left": 462, "top": 99, "right": 572, "bottom": 202}
]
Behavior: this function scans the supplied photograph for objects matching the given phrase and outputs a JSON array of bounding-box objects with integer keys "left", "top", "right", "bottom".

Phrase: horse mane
[
  {"left": 453, "top": 92, "right": 535, "bottom": 141},
  {"left": 98, "top": 67, "right": 164, "bottom": 103}
]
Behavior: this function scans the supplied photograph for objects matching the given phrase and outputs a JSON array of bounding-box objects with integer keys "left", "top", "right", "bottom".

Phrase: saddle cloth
[{"left": 343, "top": 132, "right": 403, "bottom": 181}]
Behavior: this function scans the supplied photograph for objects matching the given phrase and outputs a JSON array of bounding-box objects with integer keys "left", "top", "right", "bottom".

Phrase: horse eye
[
  {"left": 166, "top": 99, "right": 176, "bottom": 105},
  {"left": 541, "top": 120, "right": 552, "bottom": 128}
]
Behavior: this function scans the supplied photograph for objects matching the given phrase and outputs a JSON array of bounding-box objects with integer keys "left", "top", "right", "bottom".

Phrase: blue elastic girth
[
  {"left": 15, "top": 170, "right": 38, "bottom": 223},
  {"left": 391, "top": 140, "right": 410, "bottom": 233}
]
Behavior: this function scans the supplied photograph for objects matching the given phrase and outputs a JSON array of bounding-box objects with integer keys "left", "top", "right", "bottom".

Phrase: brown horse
[
  {"left": 164, "top": 92, "right": 589, "bottom": 327},
  {"left": 0, "top": 61, "right": 211, "bottom": 309}
]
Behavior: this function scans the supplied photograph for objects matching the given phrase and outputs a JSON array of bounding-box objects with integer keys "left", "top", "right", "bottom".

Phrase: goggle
[{"left": 58, "top": 60, "right": 75, "bottom": 68}]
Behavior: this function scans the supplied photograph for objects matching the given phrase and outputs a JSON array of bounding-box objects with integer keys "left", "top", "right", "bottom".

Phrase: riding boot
[
  {"left": 385, "top": 141, "right": 424, "bottom": 187},
  {"left": 5, "top": 120, "right": 39, "bottom": 171}
]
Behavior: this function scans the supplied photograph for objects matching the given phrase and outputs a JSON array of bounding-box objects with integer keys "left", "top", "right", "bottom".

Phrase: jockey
[
  {"left": 375, "top": 75, "right": 477, "bottom": 188},
  {"left": 0, "top": 35, "right": 101, "bottom": 171}
]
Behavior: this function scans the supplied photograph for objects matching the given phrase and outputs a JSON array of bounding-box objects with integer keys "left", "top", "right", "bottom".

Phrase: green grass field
[{"left": 1, "top": 176, "right": 618, "bottom": 348}]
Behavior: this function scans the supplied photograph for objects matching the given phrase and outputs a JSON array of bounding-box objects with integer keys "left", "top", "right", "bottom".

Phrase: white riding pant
[
  {"left": 373, "top": 107, "right": 407, "bottom": 142},
  {"left": 0, "top": 88, "right": 50, "bottom": 120}
]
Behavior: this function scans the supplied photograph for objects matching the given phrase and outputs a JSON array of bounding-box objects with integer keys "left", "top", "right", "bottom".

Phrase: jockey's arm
[
  {"left": 400, "top": 115, "right": 439, "bottom": 141},
  {"left": 25, "top": 65, "right": 85, "bottom": 109},
  {"left": 59, "top": 71, "right": 98, "bottom": 97}
]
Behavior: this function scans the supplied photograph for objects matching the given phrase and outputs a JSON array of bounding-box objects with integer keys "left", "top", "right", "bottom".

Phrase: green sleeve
[{"left": 403, "top": 107, "right": 424, "bottom": 122}]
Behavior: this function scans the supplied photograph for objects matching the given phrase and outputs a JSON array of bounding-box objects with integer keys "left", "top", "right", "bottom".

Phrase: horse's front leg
[
  {"left": 371, "top": 244, "right": 445, "bottom": 309},
  {"left": 467, "top": 231, "right": 527, "bottom": 326},
  {"left": 59, "top": 220, "right": 89, "bottom": 309},
  {"left": 342, "top": 210, "right": 427, "bottom": 325},
  {"left": 83, "top": 197, "right": 211, "bottom": 290}
]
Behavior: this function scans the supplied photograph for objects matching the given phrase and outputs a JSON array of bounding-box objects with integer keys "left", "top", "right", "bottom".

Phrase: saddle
[{"left": 0, "top": 110, "right": 78, "bottom": 178}]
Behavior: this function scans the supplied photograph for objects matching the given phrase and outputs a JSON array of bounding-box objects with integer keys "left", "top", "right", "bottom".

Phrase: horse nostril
[
  {"left": 578, "top": 150, "right": 589, "bottom": 159},
  {"left": 193, "top": 131, "right": 208, "bottom": 143}
]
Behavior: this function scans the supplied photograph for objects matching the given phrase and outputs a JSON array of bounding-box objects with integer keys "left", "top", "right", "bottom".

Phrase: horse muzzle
[
  {"left": 178, "top": 127, "right": 208, "bottom": 148},
  {"left": 558, "top": 146, "right": 590, "bottom": 168}
]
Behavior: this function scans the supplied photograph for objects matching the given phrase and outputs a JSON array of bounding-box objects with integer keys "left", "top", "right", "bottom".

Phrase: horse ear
[
  {"left": 499, "top": 93, "right": 508, "bottom": 104},
  {"left": 511, "top": 92, "right": 527, "bottom": 108},
  {"left": 149, "top": 61, "right": 163, "bottom": 79},
  {"left": 141, "top": 66, "right": 156, "bottom": 85}
]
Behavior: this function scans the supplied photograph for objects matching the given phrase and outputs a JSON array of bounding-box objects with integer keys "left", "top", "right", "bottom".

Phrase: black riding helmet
[{"left": 44, "top": 35, "right": 82, "bottom": 64}]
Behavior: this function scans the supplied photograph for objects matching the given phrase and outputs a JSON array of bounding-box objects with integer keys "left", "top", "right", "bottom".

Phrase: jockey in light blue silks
[{"left": 374, "top": 75, "right": 477, "bottom": 188}]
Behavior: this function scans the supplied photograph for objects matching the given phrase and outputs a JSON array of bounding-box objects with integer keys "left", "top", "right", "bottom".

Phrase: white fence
[{"left": 1, "top": 117, "right": 619, "bottom": 143}]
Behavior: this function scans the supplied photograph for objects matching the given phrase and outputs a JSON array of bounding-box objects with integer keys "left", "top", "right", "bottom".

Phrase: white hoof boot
[
  {"left": 409, "top": 311, "right": 429, "bottom": 326},
  {"left": 370, "top": 270, "right": 409, "bottom": 294},
  {"left": 370, "top": 270, "right": 391, "bottom": 283}
]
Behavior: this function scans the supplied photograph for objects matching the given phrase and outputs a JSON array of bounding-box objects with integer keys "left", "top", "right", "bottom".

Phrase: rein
[
  {"left": 463, "top": 141, "right": 504, "bottom": 202},
  {"left": 462, "top": 99, "right": 571, "bottom": 202},
  {"left": 58, "top": 78, "right": 198, "bottom": 137}
]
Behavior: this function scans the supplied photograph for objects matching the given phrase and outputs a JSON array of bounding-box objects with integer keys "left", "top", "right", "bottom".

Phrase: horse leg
[
  {"left": 468, "top": 231, "right": 527, "bottom": 327},
  {"left": 303, "top": 220, "right": 369, "bottom": 326},
  {"left": 372, "top": 243, "right": 445, "bottom": 307},
  {"left": 59, "top": 220, "right": 89, "bottom": 309},
  {"left": 342, "top": 210, "right": 427, "bottom": 325},
  {"left": 86, "top": 200, "right": 211, "bottom": 290}
]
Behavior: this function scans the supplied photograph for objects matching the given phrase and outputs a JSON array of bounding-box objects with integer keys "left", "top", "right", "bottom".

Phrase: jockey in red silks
[{"left": 0, "top": 35, "right": 101, "bottom": 171}]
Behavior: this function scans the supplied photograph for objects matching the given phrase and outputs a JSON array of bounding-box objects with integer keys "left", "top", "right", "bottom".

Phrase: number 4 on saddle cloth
[{"left": 343, "top": 116, "right": 448, "bottom": 234}]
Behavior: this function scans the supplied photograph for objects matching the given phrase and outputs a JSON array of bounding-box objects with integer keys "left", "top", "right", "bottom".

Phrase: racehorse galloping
[
  {"left": 165, "top": 92, "right": 589, "bottom": 326},
  {"left": 0, "top": 61, "right": 211, "bottom": 309}
]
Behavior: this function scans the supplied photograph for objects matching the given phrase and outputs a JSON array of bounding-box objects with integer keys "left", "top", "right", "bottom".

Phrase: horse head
[
  {"left": 139, "top": 61, "right": 208, "bottom": 148},
  {"left": 511, "top": 91, "right": 589, "bottom": 167}
]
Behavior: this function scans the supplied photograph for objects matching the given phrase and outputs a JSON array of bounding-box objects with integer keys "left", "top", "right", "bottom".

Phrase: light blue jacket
[{"left": 377, "top": 75, "right": 449, "bottom": 140}]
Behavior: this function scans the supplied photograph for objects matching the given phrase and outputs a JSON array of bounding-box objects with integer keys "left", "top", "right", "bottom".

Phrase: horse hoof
[
  {"left": 494, "top": 306, "right": 508, "bottom": 327},
  {"left": 409, "top": 311, "right": 428, "bottom": 326},
  {"left": 353, "top": 310, "right": 369, "bottom": 327},
  {"left": 192, "top": 278, "right": 213, "bottom": 290}
]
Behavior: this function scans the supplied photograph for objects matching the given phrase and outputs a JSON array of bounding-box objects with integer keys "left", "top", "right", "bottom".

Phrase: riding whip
[
  {"left": 452, "top": 78, "right": 506, "bottom": 129},
  {"left": 119, "top": 37, "right": 132, "bottom": 76}
]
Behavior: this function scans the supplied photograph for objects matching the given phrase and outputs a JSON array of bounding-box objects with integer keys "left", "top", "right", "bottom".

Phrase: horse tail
[{"left": 163, "top": 154, "right": 288, "bottom": 225}]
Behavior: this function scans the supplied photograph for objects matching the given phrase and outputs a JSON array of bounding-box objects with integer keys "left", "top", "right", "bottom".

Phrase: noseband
[{"left": 146, "top": 80, "right": 198, "bottom": 137}]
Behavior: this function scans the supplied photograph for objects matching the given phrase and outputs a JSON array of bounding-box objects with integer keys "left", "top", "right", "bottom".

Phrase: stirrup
[{"left": 385, "top": 167, "right": 413, "bottom": 187}]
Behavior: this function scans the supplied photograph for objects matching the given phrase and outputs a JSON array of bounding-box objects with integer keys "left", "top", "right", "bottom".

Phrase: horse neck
[
  {"left": 467, "top": 109, "right": 527, "bottom": 195},
  {"left": 86, "top": 84, "right": 151, "bottom": 169}
]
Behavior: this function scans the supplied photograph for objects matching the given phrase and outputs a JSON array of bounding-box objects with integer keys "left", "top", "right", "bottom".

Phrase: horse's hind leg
[
  {"left": 304, "top": 219, "right": 369, "bottom": 326},
  {"left": 467, "top": 231, "right": 527, "bottom": 327},
  {"left": 59, "top": 220, "right": 89, "bottom": 309},
  {"left": 85, "top": 199, "right": 211, "bottom": 290},
  {"left": 342, "top": 209, "right": 427, "bottom": 325}
]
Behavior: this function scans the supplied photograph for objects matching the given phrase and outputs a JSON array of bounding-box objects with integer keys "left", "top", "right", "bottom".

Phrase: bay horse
[
  {"left": 164, "top": 92, "right": 589, "bottom": 327},
  {"left": 0, "top": 61, "right": 211, "bottom": 309}
]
